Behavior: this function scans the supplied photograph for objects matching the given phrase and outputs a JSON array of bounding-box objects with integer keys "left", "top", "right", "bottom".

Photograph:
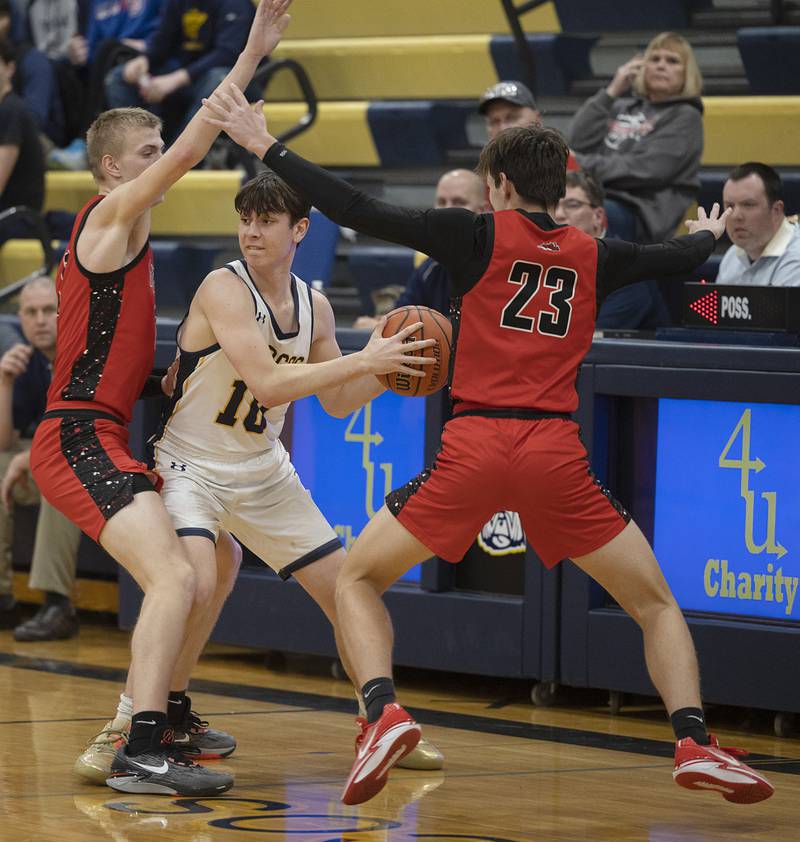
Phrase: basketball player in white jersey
[{"left": 79, "top": 171, "right": 444, "bottom": 785}]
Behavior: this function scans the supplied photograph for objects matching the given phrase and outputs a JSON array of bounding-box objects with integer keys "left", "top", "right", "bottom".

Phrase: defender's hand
[{"left": 686, "top": 203, "right": 731, "bottom": 240}]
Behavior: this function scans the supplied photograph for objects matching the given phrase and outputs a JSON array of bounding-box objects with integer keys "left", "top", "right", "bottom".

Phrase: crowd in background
[{"left": 0, "top": 14, "right": 798, "bottom": 635}]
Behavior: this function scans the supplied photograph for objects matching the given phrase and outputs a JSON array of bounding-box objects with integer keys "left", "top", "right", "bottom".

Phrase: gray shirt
[
  {"left": 569, "top": 89, "right": 704, "bottom": 243},
  {"left": 717, "top": 219, "right": 800, "bottom": 286}
]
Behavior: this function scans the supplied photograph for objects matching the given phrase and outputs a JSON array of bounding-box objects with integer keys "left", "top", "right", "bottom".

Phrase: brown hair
[
  {"left": 477, "top": 125, "right": 568, "bottom": 208},
  {"left": 633, "top": 32, "right": 703, "bottom": 99},
  {"left": 86, "top": 108, "right": 162, "bottom": 181},
  {"left": 565, "top": 170, "right": 605, "bottom": 207},
  {"left": 235, "top": 170, "right": 311, "bottom": 225}
]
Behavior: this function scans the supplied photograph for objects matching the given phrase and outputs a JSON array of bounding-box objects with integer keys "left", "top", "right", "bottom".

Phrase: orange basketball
[{"left": 376, "top": 306, "right": 452, "bottom": 397}]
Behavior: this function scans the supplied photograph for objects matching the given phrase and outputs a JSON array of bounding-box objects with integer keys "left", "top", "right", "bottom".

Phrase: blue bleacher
[
  {"left": 490, "top": 34, "right": 596, "bottom": 97},
  {"left": 553, "top": 0, "right": 710, "bottom": 32},
  {"left": 346, "top": 245, "right": 416, "bottom": 315},
  {"left": 737, "top": 28, "right": 800, "bottom": 95}
]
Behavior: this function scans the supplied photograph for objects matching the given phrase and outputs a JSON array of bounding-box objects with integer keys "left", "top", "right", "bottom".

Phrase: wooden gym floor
[{"left": 0, "top": 617, "right": 798, "bottom": 841}]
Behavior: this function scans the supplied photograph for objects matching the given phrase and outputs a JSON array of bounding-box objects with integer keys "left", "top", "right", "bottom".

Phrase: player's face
[
  {"left": 644, "top": 47, "right": 685, "bottom": 101},
  {"left": 117, "top": 128, "right": 165, "bottom": 187},
  {"left": 723, "top": 174, "right": 783, "bottom": 255},
  {"left": 484, "top": 101, "right": 541, "bottom": 140},
  {"left": 18, "top": 283, "right": 58, "bottom": 352},
  {"left": 553, "top": 186, "right": 606, "bottom": 236},
  {"left": 435, "top": 172, "right": 487, "bottom": 213},
  {"left": 238, "top": 210, "right": 307, "bottom": 267}
]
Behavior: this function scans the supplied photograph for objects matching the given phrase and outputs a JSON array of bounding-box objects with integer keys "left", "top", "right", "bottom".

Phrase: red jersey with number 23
[
  {"left": 451, "top": 209, "right": 598, "bottom": 414},
  {"left": 46, "top": 195, "right": 156, "bottom": 424}
]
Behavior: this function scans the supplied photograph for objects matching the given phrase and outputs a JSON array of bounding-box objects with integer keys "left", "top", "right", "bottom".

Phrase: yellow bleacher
[
  {"left": 281, "top": 0, "right": 559, "bottom": 39},
  {"left": 268, "top": 35, "right": 499, "bottom": 102}
]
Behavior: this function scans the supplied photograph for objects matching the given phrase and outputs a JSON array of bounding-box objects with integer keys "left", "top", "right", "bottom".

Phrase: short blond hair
[
  {"left": 633, "top": 32, "right": 703, "bottom": 100},
  {"left": 86, "top": 107, "right": 162, "bottom": 181}
]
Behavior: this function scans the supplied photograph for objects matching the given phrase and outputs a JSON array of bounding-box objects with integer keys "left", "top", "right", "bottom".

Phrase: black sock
[
  {"left": 167, "top": 690, "right": 188, "bottom": 726},
  {"left": 127, "top": 710, "right": 168, "bottom": 755},
  {"left": 362, "top": 677, "right": 396, "bottom": 723},
  {"left": 44, "top": 591, "right": 70, "bottom": 609},
  {"left": 671, "top": 707, "right": 710, "bottom": 744}
]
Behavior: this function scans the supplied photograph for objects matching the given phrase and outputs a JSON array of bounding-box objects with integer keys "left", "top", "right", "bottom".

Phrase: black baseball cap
[{"left": 478, "top": 80, "right": 537, "bottom": 114}]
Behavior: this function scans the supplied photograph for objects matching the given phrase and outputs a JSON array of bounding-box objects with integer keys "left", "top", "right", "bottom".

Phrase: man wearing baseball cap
[{"left": 479, "top": 79, "right": 579, "bottom": 170}]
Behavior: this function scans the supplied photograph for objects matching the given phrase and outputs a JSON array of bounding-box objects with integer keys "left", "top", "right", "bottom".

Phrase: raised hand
[
  {"left": 0, "top": 343, "right": 32, "bottom": 384},
  {"left": 362, "top": 319, "right": 437, "bottom": 377},
  {"left": 243, "top": 0, "right": 292, "bottom": 61},
  {"left": 202, "top": 83, "right": 274, "bottom": 158},
  {"left": 607, "top": 53, "right": 644, "bottom": 98},
  {"left": 686, "top": 203, "right": 731, "bottom": 240}
]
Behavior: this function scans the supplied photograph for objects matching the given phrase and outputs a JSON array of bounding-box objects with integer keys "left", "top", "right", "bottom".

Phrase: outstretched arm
[
  {"left": 309, "top": 290, "right": 386, "bottom": 418},
  {"left": 100, "top": 0, "right": 292, "bottom": 226},
  {"left": 200, "top": 84, "right": 480, "bottom": 272}
]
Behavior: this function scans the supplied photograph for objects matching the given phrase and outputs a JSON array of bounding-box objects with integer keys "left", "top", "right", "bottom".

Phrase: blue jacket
[
  {"left": 396, "top": 258, "right": 451, "bottom": 317},
  {"left": 147, "top": 0, "right": 254, "bottom": 81},
  {"left": 86, "top": 0, "right": 162, "bottom": 62}
]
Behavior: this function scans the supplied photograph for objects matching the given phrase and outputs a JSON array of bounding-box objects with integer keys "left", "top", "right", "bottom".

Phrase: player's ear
[
  {"left": 101, "top": 152, "right": 121, "bottom": 182},
  {"left": 293, "top": 217, "right": 309, "bottom": 244}
]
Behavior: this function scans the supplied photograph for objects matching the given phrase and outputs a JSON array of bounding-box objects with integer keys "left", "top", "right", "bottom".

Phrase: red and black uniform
[
  {"left": 30, "top": 195, "right": 160, "bottom": 541},
  {"left": 265, "top": 144, "right": 715, "bottom": 565}
]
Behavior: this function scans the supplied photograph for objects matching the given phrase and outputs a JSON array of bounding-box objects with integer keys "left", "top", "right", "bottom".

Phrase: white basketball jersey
[{"left": 156, "top": 261, "right": 314, "bottom": 459}]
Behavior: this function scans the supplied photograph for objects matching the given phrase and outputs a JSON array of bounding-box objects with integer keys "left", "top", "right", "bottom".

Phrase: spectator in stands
[
  {"left": 23, "top": 0, "right": 80, "bottom": 61},
  {"left": 479, "top": 79, "right": 580, "bottom": 171},
  {"left": 353, "top": 169, "right": 488, "bottom": 329},
  {"left": 0, "top": 277, "right": 81, "bottom": 638},
  {"left": 568, "top": 31, "right": 703, "bottom": 245},
  {"left": 0, "top": 1, "right": 64, "bottom": 147},
  {"left": 567, "top": 31, "right": 701, "bottom": 329},
  {"left": 554, "top": 170, "right": 607, "bottom": 237},
  {"left": 105, "top": 0, "right": 256, "bottom": 143},
  {"left": 0, "top": 37, "right": 46, "bottom": 245},
  {"left": 48, "top": 0, "right": 163, "bottom": 169},
  {"left": 717, "top": 162, "right": 800, "bottom": 286}
]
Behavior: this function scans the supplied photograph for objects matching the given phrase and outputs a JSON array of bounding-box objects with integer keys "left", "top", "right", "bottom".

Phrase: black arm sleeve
[
  {"left": 138, "top": 372, "right": 166, "bottom": 400},
  {"left": 263, "top": 144, "right": 486, "bottom": 292},
  {"left": 597, "top": 231, "right": 716, "bottom": 301}
]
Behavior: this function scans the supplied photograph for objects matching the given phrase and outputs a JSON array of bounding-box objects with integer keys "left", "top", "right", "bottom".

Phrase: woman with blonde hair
[{"left": 568, "top": 32, "right": 704, "bottom": 327}]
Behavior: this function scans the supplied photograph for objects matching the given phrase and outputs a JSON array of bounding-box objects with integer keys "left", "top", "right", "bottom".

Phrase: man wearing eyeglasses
[{"left": 554, "top": 171, "right": 608, "bottom": 238}]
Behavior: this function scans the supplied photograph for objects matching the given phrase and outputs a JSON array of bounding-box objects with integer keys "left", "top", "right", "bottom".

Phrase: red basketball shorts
[
  {"left": 30, "top": 411, "right": 161, "bottom": 543},
  {"left": 387, "top": 414, "right": 630, "bottom": 567}
]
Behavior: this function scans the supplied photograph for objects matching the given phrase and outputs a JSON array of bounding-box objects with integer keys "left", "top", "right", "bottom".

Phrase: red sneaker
[
  {"left": 673, "top": 735, "right": 774, "bottom": 803},
  {"left": 342, "top": 703, "right": 421, "bottom": 805}
]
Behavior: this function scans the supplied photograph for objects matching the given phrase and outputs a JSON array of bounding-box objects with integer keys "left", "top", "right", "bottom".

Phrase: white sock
[
  {"left": 356, "top": 691, "right": 366, "bottom": 719},
  {"left": 116, "top": 693, "right": 133, "bottom": 722}
]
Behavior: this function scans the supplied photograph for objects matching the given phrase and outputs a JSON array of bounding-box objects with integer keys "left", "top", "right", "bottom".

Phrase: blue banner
[
  {"left": 654, "top": 398, "right": 800, "bottom": 621},
  {"left": 291, "top": 393, "right": 427, "bottom": 582}
]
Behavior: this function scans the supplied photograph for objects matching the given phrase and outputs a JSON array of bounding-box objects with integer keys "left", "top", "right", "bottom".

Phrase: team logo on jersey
[
  {"left": 538, "top": 241, "right": 560, "bottom": 253},
  {"left": 477, "top": 511, "right": 526, "bottom": 556}
]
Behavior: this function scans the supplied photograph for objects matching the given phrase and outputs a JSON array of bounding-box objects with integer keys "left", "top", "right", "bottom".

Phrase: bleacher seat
[
  {"left": 737, "top": 28, "right": 800, "bottom": 95},
  {"left": 44, "top": 171, "right": 245, "bottom": 235},
  {"left": 553, "top": 0, "right": 704, "bottom": 31},
  {"left": 490, "top": 34, "right": 596, "bottom": 97},
  {"left": 292, "top": 209, "right": 340, "bottom": 287},
  {"left": 282, "top": 0, "right": 559, "bottom": 38},
  {"left": 347, "top": 245, "right": 416, "bottom": 314}
]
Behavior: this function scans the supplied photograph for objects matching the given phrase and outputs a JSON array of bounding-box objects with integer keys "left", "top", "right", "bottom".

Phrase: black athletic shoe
[
  {"left": 106, "top": 726, "right": 233, "bottom": 796},
  {"left": 173, "top": 700, "right": 237, "bottom": 759}
]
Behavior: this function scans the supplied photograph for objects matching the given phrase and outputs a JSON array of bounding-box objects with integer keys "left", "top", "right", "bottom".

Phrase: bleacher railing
[{"left": 498, "top": 0, "right": 549, "bottom": 93}]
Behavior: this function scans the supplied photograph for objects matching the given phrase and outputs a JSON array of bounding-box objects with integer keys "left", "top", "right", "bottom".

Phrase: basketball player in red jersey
[
  {"left": 26, "top": 0, "right": 418, "bottom": 799},
  {"left": 205, "top": 90, "right": 775, "bottom": 807}
]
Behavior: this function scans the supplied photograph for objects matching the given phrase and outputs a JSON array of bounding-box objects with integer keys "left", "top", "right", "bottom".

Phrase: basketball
[{"left": 377, "top": 306, "right": 452, "bottom": 397}]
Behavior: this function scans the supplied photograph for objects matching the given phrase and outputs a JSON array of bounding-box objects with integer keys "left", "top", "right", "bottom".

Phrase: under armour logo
[
  {"left": 170, "top": 462, "right": 187, "bottom": 471},
  {"left": 256, "top": 312, "right": 267, "bottom": 324}
]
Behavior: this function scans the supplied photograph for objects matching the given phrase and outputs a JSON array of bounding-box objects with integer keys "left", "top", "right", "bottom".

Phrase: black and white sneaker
[{"left": 106, "top": 727, "right": 234, "bottom": 796}]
